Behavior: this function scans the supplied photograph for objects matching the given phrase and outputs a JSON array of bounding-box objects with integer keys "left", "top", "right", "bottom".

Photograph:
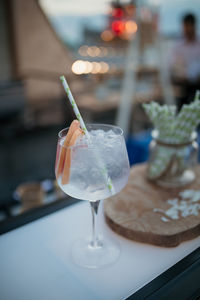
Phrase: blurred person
[{"left": 169, "top": 13, "right": 200, "bottom": 109}]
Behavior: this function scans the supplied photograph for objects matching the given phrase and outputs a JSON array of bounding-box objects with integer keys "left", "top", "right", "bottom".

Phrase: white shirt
[{"left": 170, "top": 39, "right": 200, "bottom": 82}]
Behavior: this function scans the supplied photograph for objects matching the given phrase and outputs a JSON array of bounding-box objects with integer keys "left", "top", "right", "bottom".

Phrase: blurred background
[{"left": 0, "top": 0, "right": 200, "bottom": 224}]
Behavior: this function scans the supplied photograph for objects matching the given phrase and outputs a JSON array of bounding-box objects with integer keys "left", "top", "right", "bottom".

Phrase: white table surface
[{"left": 0, "top": 201, "right": 199, "bottom": 300}]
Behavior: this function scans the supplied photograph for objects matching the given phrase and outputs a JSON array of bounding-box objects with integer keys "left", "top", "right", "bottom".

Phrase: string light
[
  {"left": 101, "top": 30, "right": 114, "bottom": 42},
  {"left": 78, "top": 46, "right": 109, "bottom": 57},
  {"left": 99, "top": 62, "right": 109, "bottom": 73},
  {"left": 78, "top": 45, "right": 88, "bottom": 56},
  {"left": 71, "top": 60, "right": 87, "bottom": 75},
  {"left": 72, "top": 60, "right": 110, "bottom": 75},
  {"left": 125, "top": 21, "right": 137, "bottom": 34}
]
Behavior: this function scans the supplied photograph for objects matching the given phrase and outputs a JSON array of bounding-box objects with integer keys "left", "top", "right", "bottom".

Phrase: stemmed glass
[{"left": 55, "top": 123, "right": 130, "bottom": 268}]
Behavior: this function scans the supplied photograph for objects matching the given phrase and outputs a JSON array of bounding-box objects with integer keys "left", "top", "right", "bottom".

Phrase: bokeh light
[
  {"left": 71, "top": 60, "right": 86, "bottom": 74},
  {"left": 99, "top": 62, "right": 109, "bottom": 73},
  {"left": 72, "top": 60, "right": 110, "bottom": 75},
  {"left": 111, "top": 20, "right": 125, "bottom": 35},
  {"left": 91, "top": 62, "right": 102, "bottom": 74},
  {"left": 125, "top": 21, "right": 138, "bottom": 34},
  {"left": 101, "top": 30, "right": 114, "bottom": 42},
  {"left": 78, "top": 45, "right": 88, "bottom": 56}
]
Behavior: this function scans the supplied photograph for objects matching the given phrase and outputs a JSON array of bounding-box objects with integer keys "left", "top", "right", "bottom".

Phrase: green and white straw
[
  {"left": 143, "top": 90, "right": 200, "bottom": 179},
  {"left": 60, "top": 75, "right": 115, "bottom": 195},
  {"left": 143, "top": 90, "right": 200, "bottom": 144},
  {"left": 60, "top": 75, "right": 89, "bottom": 138}
]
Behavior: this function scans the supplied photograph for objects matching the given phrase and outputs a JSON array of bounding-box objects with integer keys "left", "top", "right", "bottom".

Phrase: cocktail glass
[{"left": 55, "top": 123, "right": 130, "bottom": 268}]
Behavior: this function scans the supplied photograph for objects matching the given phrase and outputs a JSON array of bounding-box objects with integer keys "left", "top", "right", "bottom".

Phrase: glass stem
[{"left": 90, "top": 200, "right": 101, "bottom": 248}]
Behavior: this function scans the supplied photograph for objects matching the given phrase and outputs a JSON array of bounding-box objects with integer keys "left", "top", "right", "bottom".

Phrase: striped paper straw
[
  {"left": 60, "top": 75, "right": 115, "bottom": 195},
  {"left": 143, "top": 93, "right": 200, "bottom": 178},
  {"left": 60, "top": 76, "right": 89, "bottom": 138}
]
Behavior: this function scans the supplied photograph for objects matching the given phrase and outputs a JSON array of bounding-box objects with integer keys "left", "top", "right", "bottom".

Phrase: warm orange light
[
  {"left": 92, "top": 46, "right": 101, "bottom": 56},
  {"left": 125, "top": 21, "right": 137, "bottom": 34},
  {"left": 99, "top": 62, "right": 109, "bottom": 73},
  {"left": 72, "top": 60, "right": 109, "bottom": 75},
  {"left": 87, "top": 47, "right": 94, "bottom": 57},
  {"left": 72, "top": 60, "right": 86, "bottom": 74},
  {"left": 101, "top": 30, "right": 114, "bottom": 42},
  {"left": 91, "top": 62, "right": 101, "bottom": 74},
  {"left": 84, "top": 61, "right": 93, "bottom": 73},
  {"left": 78, "top": 45, "right": 88, "bottom": 56}
]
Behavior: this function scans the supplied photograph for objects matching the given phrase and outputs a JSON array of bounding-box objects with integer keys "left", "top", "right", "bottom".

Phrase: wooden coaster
[{"left": 104, "top": 164, "right": 200, "bottom": 247}]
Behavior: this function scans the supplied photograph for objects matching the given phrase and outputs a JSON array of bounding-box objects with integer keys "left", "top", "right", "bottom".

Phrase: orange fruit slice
[
  {"left": 61, "top": 128, "right": 83, "bottom": 185},
  {"left": 56, "top": 120, "right": 80, "bottom": 178}
]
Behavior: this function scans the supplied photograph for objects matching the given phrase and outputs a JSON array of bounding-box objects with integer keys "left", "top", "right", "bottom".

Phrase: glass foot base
[{"left": 71, "top": 237, "right": 120, "bottom": 269}]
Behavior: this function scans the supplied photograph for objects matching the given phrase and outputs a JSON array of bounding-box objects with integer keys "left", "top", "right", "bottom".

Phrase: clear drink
[
  {"left": 55, "top": 123, "right": 130, "bottom": 268},
  {"left": 56, "top": 126, "right": 129, "bottom": 201}
]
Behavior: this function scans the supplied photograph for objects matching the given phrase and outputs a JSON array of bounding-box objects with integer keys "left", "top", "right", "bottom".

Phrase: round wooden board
[{"left": 104, "top": 164, "right": 200, "bottom": 247}]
